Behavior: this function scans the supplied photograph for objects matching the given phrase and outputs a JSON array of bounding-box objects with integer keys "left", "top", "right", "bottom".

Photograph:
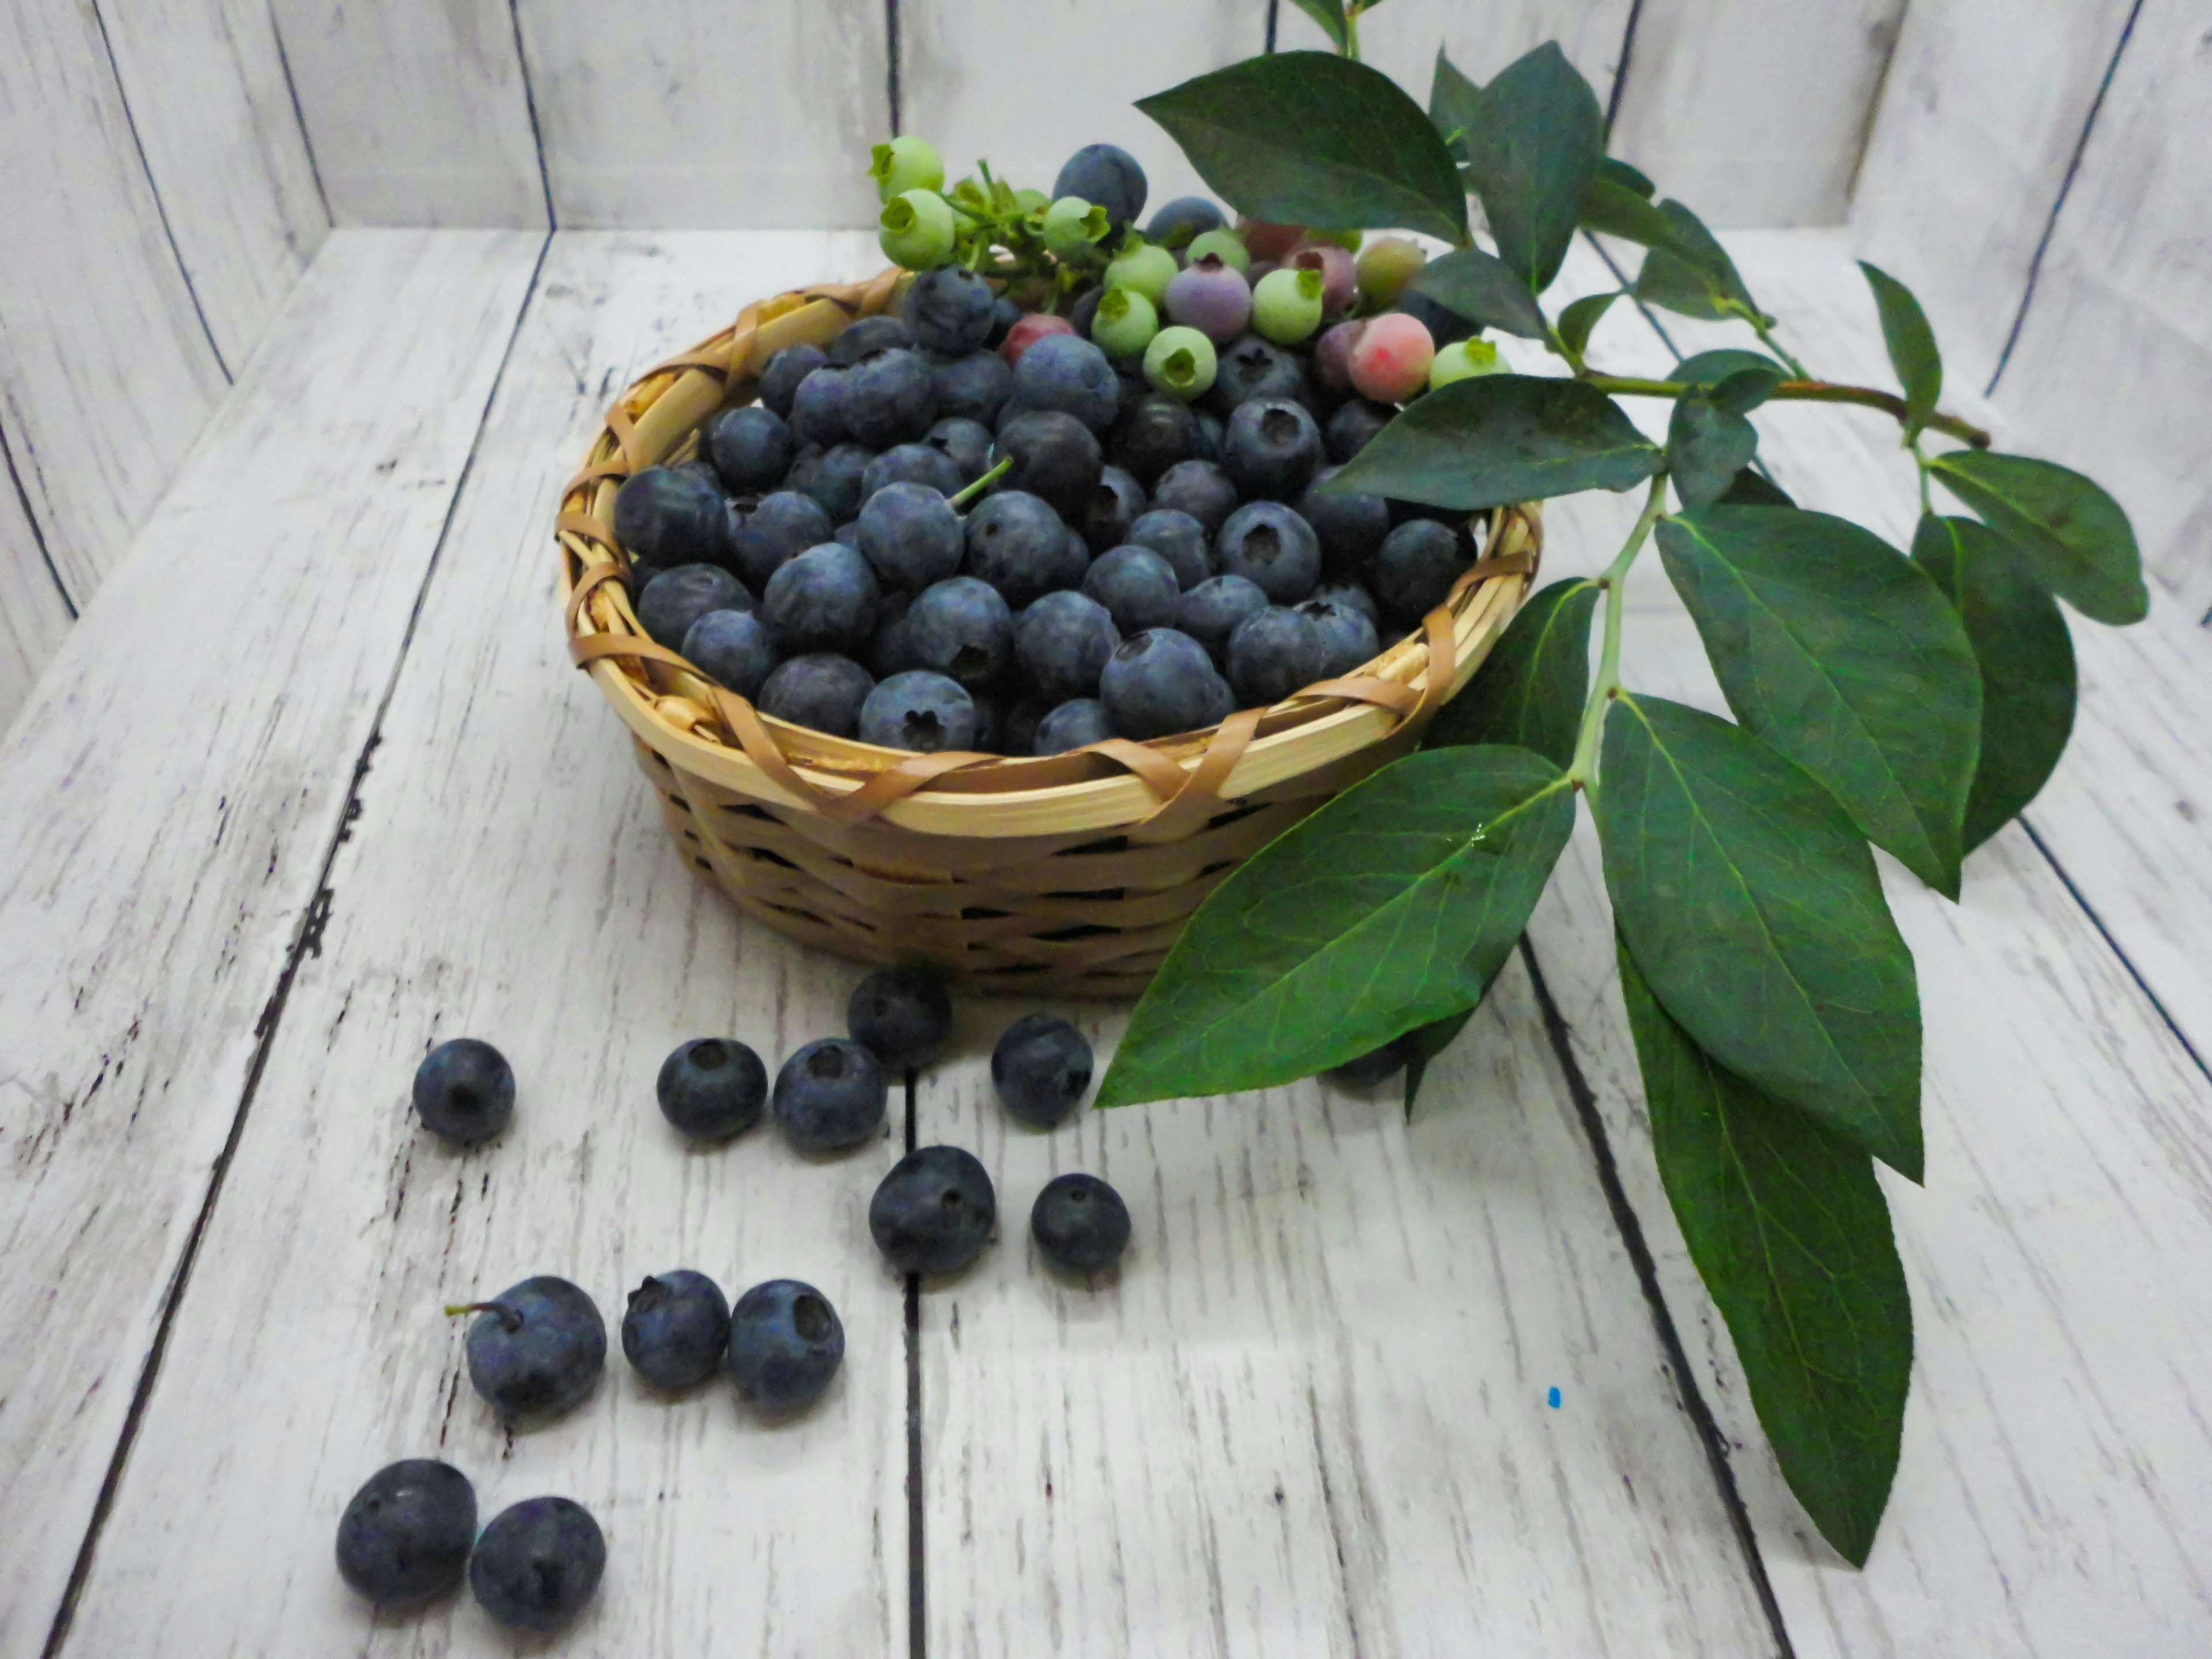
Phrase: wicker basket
[{"left": 559, "top": 268, "right": 1540, "bottom": 998}]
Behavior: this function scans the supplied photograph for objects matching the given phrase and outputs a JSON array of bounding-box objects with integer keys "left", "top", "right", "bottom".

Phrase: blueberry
[
  {"left": 1053, "top": 143, "right": 1147, "bottom": 237},
  {"left": 964, "top": 490, "right": 1084, "bottom": 607},
  {"left": 672, "top": 456, "right": 722, "bottom": 492},
  {"left": 762, "top": 543, "right": 879, "bottom": 654},
  {"left": 827, "top": 313, "right": 912, "bottom": 367},
  {"left": 453, "top": 1277, "right": 605, "bottom": 1421},
  {"left": 866, "top": 590, "right": 918, "bottom": 679},
  {"left": 986, "top": 295, "right": 1022, "bottom": 347},
  {"left": 788, "top": 441, "right": 875, "bottom": 524},
  {"left": 860, "top": 670, "right": 977, "bottom": 752},
  {"left": 469, "top": 1497, "right": 605, "bottom": 1633},
  {"left": 968, "top": 687, "right": 1006, "bottom": 752},
  {"left": 834, "top": 519, "right": 865, "bottom": 549},
  {"left": 615, "top": 465, "right": 738, "bottom": 572},
  {"left": 925, "top": 415, "right": 995, "bottom": 483},
  {"left": 789, "top": 366, "right": 851, "bottom": 447},
  {"left": 1298, "top": 597, "right": 1382, "bottom": 678},
  {"left": 1325, "top": 1033, "right": 1416, "bottom": 1087},
  {"left": 1082, "top": 546, "right": 1182, "bottom": 634},
  {"left": 727, "top": 1279, "right": 844, "bottom": 1414},
  {"left": 705, "top": 404, "right": 795, "bottom": 493},
  {"left": 991, "top": 1013, "right": 1094, "bottom": 1128},
  {"left": 1192, "top": 407, "right": 1225, "bottom": 461},
  {"left": 995, "top": 408, "right": 1105, "bottom": 522},
  {"left": 843, "top": 347, "right": 938, "bottom": 448},
  {"left": 903, "top": 264, "right": 995, "bottom": 354},
  {"left": 757, "top": 653, "right": 874, "bottom": 737},
  {"left": 412, "top": 1037, "right": 514, "bottom": 1147},
  {"left": 856, "top": 480, "right": 963, "bottom": 592},
  {"left": 335, "top": 1460, "right": 476, "bottom": 1607},
  {"left": 1010, "top": 334, "right": 1121, "bottom": 434},
  {"left": 1161, "top": 255, "right": 1253, "bottom": 345},
  {"left": 929, "top": 349, "right": 1013, "bottom": 427},
  {"left": 772, "top": 1037, "right": 888, "bottom": 1153},
  {"left": 1312, "top": 577, "right": 1381, "bottom": 626},
  {"left": 1209, "top": 334, "right": 1309, "bottom": 411},
  {"left": 1297, "top": 467, "right": 1391, "bottom": 574},
  {"left": 622, "top": 1270, "right": 732, "bottom": 1389},
  {"left": 1003, "top": 696, "right": 1052, "bottom": 757},
  {"left": 1032, "top": 698, "right": 1114, "bottom": 755},
  {"left": 1326, "top": 398, "right": 1393, "bottom": 464},
  {"left": 870, "top": 1145, "right": 997, "bottom": 1275},
  {"left": 1145, "top": 194, "right": 1225, "bottom": 247},
  {"left": 863, "top": 443, "right": 965, "bottom": 502},
  {"left": 1066, "top": 283, "right": 1103, "bottom": 344},
  {"left": 1175, "top": 574, "right": 1271, "bottom": 661},
  {"left": 1221, "top": 399, "right": 1323, "bottom": 502},
  {"left": 638, "top": 563, "right": 749, "bottom": 650},
  {"left": 1127, "top": 508, "right": 1213, "bottom": 589},
  {"left": 1372, "top": 518, "right": 1468, "bottom": 624},
  {"left": 1226, "top": 605, "right": 1327, "bottom": 705},
  {"left": 1217, "top": 501, "right": 1322, "bottom": 604},
  {"left": 1080, "top": 465, "right": 1146, "bottom": 555},
  {"left": 847, "top": 965, "right": 953, "bottom": 1070},
  {"left": 1109, "top": 393, "right": 1200, "bottom": 486},
  {"left": 758, "top": 343, "right": 828, "bottom": 419},
  {"left": 734, "top": 491, "right": 835, "bottom": 591},
  {"left": 656, "top": 1036, "right": 768, "bottom": 1141},
  {"left": 1016, "top": 590, "right": 1122, "bottom": 702},
  {"left": 904, "top": 576, "right": 1012, "bottom": 687},
  {"left": 1150, "top": 459, "right": 1239, "bottom": 536},
  {"left": 1101, "top": 628, "right": 1236, "bottom": 736},
  {"left": 1031, "top": 1172, "right": 1132, "bottom": 1275}
]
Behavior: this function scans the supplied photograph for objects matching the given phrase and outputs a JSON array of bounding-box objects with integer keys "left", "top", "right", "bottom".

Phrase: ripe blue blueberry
[
  {"left": 638, "top": 563, "right": 749, "bottom": 650},
  {"left": 728, "top": 1279, "right": 844, "bottom": 1414},
  {"left": 1326, "top": 398, "right": 1393, "bottom": 463},
  {"left": 1144, "top": 194, "right": 1225, "bottom": 247},
  {"left": 1326, "top": 1033, "right": 1416, "bottom": 1088},
  {"left": 787, "top": 441, "right": 875, "bottom": 524},
  {"left": 615, "top": 465, "right": 738, "bottom": 572},
  {"left": 848, "top": 965, "right": 953, "bottom": 1070},
  {"left": 843, "top": 347, "right": 938, "bottom": 448},
  {"left": 453, "top": 1276, "right": 606, "bottom": 1421},
  {"left": 762, "top": 544, "right": 880, "bottom": 654},
  {"left": 622, "top": 1270, "right": 732, "bottom": 1389},
  {"left": 1311, "top": 578, "right": 1381, "bottom": 626},
  {"left": 1109, "top": 392, "right": 1201, "bottom": 486},
  {"left": 986, "top": 295, "right": 1022, "bottom": 347},
  {"left": 772, "top": 1037, "right": 888, "bottom": 1153},
  {"left": 991, "top": 1013, "right": 1094, "bottom": 1128},
  {"left": 1217, "top": 501, "right": 1322, "bottom": 604},
  {"left": 1210, "top": 334, "right": 1310, "bottom": 411},
  {"left": 1053, "top": 143, "right": 1148, "bottom": 237},
  {"left": 859, "top": 670, "right": 977, "bottom": 752},
  {"left": 1174, "top": 574, "right": 1270, "bottom": 662},
  {"left": 929, "top": 349, "right": 1013, "bottom": 428},
  {"left": 1032, "top": 698, "right": 1114, "bottom": 755},
  {"left": 656, "top": 1036, "right": 768, "bottom": 1141},
  {"left": 866, "top": 590, "right": 918, "bottom": 679},
  {"left": 862, "top": 443, "right": 965, "bottom": 502},
  {"left": 1127, "top": 507, "right": 1213, "bottom": 589},
  {"left": 412, "top": 1037, "right": 514, "bottom": 1147},
  {"left": 705, "top": 404, "right": 795, "bottom": 493},
  {"left": 995, "top": 408, "right": 1105, "bottom": 522},
  {"left": 789, "top": 366, "right": 851, "bottom": 447},
  {"left": 1016, "top": 590, "right": 1122, "bottom": 702},
  {"left": 827, "top": 313, "right": 913, "bottom": 367},
  {"left": 733, "top": 491, "right": 835, "bottom": 591},
  {"left": 1101, "top": 628, "right": 1234, "bottom": 736},
  {"left": 903, "top": 264, "right": 996, "bottom": 353},
  {"left": 335, "top": 1460, "right": 476, "bottom": 1608},
  {"left": 1003, "top": 696, "right": 1052, "bottom": 757},
  {"left": 834, "top": 519, "right": 864, "bottom": 549},
  {"left": 925, "top": 415, "right": 995, "bottom": 484},
  {"left": 1297, "top": 467, "right": 1390, "bottom": 574},
  {"left": 758, "top": 343, "right": 828, "bottom": 419},
  {"left": 757, "top": 653, "right": 874, "bottom": 737},
  {"left": 683, "top": 608, "right": 779, "bottom": 698},
  {"left": 1066, "top": 283, "right": 1103, "bottom": 345},
  {"left": 870, "top": 1145, "right": 997, "bottom": 1275},
  {"left": 1080, "top": 465, "right": 1147, "bottom": 555},
  {"left": 1150, "top": 459, "right": 1238, "bottom": 536},
  {"left": 903, "top": 575, "right": 1012, "bottom": 687},
  {"left": 1082, "top": 546, "right": 1182, "bottom": 634},
  {"left": 1372, "top": 518, "right": 1468, "bottom": 624},
  {"left": 469, "top": 1497, "right": 605, "bottom": 1633},
  {"left": 1031, "top": 1172, "right": 1132, "bottom": 1275},
  {"left": 1222, "top": 398, "right": 1323, "bottom": 501},
  {"left": 1010, "top": 334, "right": 1122, "bottom": 434},
  {"left": 964, "top": 490, "right": 1085, "bottom": 607},
  {"left": 856, "top": 481, "right": 963, "bottom": 592},
  {"left": 1226, "top": 605, "right": 1327, "bottom": 706},
  {"left": 969, "top": 688, "right": 1006, "bottom": 752},
  {"left": 1298, "top": 597, "right": 1382, "bottom": 679}
]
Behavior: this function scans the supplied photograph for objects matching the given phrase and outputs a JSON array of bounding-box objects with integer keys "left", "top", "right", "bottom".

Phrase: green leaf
[
  {"left": 1139, "top": 54, "right": 1469, "bottom": 245},
  {"left": 1595, "top": 694, "right": 1923, "bottom": 1178},
  {"left": 1429, "top": 48, "right": 1483, "bottom": 164},
  {"left": 1096, "top": 748, "right": 1575, "bottom": 1107},
  {"left": 1673, "top": 349, "right": 1787, "bottom": 398},
  {"left": 1666, "top": 396, "right": 1759, "bottom": 510},
  {"left": 1616, "top": 938, "right": 1911, "bottom": 1566},
  {"left": 1925, "top": 450, "right": 2146, "bottom": 626},
  {"left": 1425, "top": 578, "right": 1600, "bottom": 767},
  {"left": 1596, "top": 156, "right": 1655, "bottom": 198},
  {"left": 1404, "top": 1006, "right": 1477, "bottom": 1116},
  {"left": 1460, "top": 43, "right": 1605, "bottom": 291},
  {"left": 1858, "top": 262, "right": 1941, "bottom": 435},
  {"left": 1656, "top": 506, "right": 1980, "bottom": 896},
  {"left": 1720, "top": 468, "right": 1796, "bottom": 509},
  {"left": 1911, "top": 514, "right": 2078, "bottom": 851},
  {"left": 1322, "top": 375, "right": 1661, "bottom": 509},
  {"left": 1557, "top": 290, "right": 1619, "bottom": 359},
  {"left": 1406, "top": 247, "right": 1551, "bottom": 339},
  {"left": 1285, "top": 0, "right": 1348, "bottom": 51},
  {"left": 1634, "top": 201, "right": 1767, "bottom": 323},
  {"left": 1581, "top": 173, "right": 1676, "bottom": 245}
]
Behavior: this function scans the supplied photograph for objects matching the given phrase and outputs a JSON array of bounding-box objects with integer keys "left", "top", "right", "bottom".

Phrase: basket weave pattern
[{"left": 559, "top": 270, "right": 1541, "bottom": 997}]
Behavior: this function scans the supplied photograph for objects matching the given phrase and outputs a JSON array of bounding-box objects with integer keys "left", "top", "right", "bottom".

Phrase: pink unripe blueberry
[
  {"left": 1001, "top": 312, "right": 1075, "bottom": 368},
  {"left": 1237, "top": 220, "right": 1305, "bottom": 262},
  {"left": 1289, "top": 243, "right": 1357, "bottom": 317},
  {"left": 1314, "top": 319, "right": 1366, "bottom": 394},
  {"left": 1162, "top": 255, "right": 1253, "bottom": 344},
  {"left": 1348, "top": 312, "right": 1435, "bottom": 403}
]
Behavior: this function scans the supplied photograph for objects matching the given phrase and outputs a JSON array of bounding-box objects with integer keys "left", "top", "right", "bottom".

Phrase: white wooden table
[{"left": 2, "top": 225, "right": 2208, "bottom": 1658}]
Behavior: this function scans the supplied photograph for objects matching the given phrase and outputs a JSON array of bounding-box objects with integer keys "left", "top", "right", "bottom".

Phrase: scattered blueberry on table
[
  {"left": 870, "top": 1145, "right": 998, "bottom": 1275},
  {"left": 772, "top": 1037, "right": 889, "bottom": 1154},
  {"left": 622, "top": 1270, "right": 733, "bottom": 1391},
  {"left": 412, "top": 1037, "right": 514, "bottom": 1147},
  {"left": 656, "top": 1036, "right": 768, "bottom": 1142},
  {"left": 469, "top": 1495, "right": 607, "bottom": 1633},
  {"left": 449, "top": 1275, "right": 607, "bottom": 1421},
  {"left": 991, "top": 1013, "right": 1095, "bottom": 1128},
  {"left": 335, "top": 1459, "right": 477, "bottom": 1608},
  {"left": 728, "top": 1279, "right": 846, "bottom": 1415},
  {"left": 1031, "top": 1173, "right": 1132, "bottom": 1276}
]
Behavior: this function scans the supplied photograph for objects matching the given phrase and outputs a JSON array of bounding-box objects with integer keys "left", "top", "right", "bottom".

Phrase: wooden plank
[
  {"left": 1849, "top": 0, "right": 2138, "bottom": 391},
  {"left": 100, "top": 0, "right": 330, "bottom": 368},
  {"left": 1274, "top": 0, "right": 1634, "bottom": 109},
  {"left": 518, "top": 0, "right": 889, "bottom": 227},
  {"left": 0, "top": 228, "right": 543, "bottom": 1658},
  {"left": 0, "top": 438, "right": 73, "bottom": 738},
  {"left": 1605, "top": 0, "right": 1907, "bottom": 228},
  {"left": 55, "top": 229, "right": 910, "bottom": 1658},
  {"left": 1528, "top": 229, "right": 2212, "bottom": 1655},
  {"left": 271, "top": 0, "right": 547, "bottom": 226}
]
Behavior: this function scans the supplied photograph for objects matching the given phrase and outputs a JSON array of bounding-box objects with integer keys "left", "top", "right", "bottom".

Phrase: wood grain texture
[
  {"left": 1849, "top": 0, "right": 2139, "bottom": 391},
  {"left": 56, "top": 229, "right": 911, "bottom": 1658},
  {"left": 271, "top": 0, "right": 547, "bottom": 225},
  {"left": 518, "top": 0, "right": 889, "bottom": 227},
  {"left": 912, "top": 994, "right": 1783, "bottom": 1652},
  {"left": 1274, "top": 0, "right": 1634, "bottom": 109},
  {"left": 0, "top": 441, "right": 71, "bottom": 740},
  {"left": 1605, "top": 0, "right": 1906, "bottom": 228},
  {"left": 0, "top": 229, "right": 543, "bottom": 1659}
]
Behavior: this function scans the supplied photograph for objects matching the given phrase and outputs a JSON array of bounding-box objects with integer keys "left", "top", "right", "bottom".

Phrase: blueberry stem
[
  {"left": 445, "top": 1300, "right": 524, "bottom": 1332},
  {"left": 1567, "top": 471, "right": 1669, "bottom": 796},
  {"left": 948, "top": 456, "right": 1012, "bottom": 512}
]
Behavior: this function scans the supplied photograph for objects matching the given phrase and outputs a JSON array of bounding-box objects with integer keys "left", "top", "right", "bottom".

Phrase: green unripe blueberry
[
  {"left": 1105, "top": 242, "right": 1179, "bottom": 306},
  {"left": 1355, "top": 236, "right": 1426, "bottom": 307},
  {"left": 1185, "top": 229, "right": 1249, "bottom": 275},
  {"left": 1091, "top": 286, "right": 1160, "bottom": 357},
  {"left": 1428, "top": 337, "right": 1505, "bottom": 391},
  {"left": 1143, "top": 326, "right": 1218, "bottom": 402},
  {"left": 869, "top": 138, "right": 944, "bottom": 203},
  {"left": 1043, "top": 196, "right": 1111, "bottom": 259},
  {"left": 1013, "top": 188, "right": 1050, "bottom": 215},
  {"left": 1251, "top": 267, "right": 1325, "bottom": 344},
  {"left": 880, "top": 189, "right": 958, "bottom": 270}
]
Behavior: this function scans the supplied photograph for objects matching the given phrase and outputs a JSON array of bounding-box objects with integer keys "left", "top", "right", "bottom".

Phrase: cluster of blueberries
[
  {"left": 611, "top": 149, "right": 1489, "bottom": 757},
  {"left": 334, "top": 968, "right": 1124, "bottom": 1632}
]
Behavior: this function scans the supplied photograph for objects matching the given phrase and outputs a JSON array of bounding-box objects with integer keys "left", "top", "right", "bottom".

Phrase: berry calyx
[
  {"left": 1091, "top": 286, "right": 1160, "bottom": 357},
  {"left": 1043, "top": 196, "right": 1111, "bottom": 259},
  {"left": 1347, "top": 311, "right": 1436, "bottom": 403},
  {"left": 1143, "top": 326, "right": 1218, "bottom": 401},
  {"left": 1428, "top": 336, "right": 1505, "bottom": 391},
  {"left": 869, "top": 137, "right": 944, "bottom": 202},
  {"left": 1251, "top": 267, "right": 1325, "bottom": 344},
  {"left": 1355, "top": 236, "right": 1427, "bottom": 307},
  {"left": 880, "top": 189, "right": 956, "bottom": 270}
]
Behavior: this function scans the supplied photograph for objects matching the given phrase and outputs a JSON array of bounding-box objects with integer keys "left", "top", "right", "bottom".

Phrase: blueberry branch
[
  {"left": 1568, "top": 472, "right": 1669, "bottom": 795},
  {"left": 1577, "top": 371, "right": 1993, "bottom": 449}
]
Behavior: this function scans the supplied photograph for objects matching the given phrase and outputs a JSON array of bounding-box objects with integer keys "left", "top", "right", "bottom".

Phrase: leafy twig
[
  {"left": 1580, "top": 372, "right": 1992, "bottom": 449},
  {"left": 1568, "top": 472, "right": 1669, "bottom": 794}
]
